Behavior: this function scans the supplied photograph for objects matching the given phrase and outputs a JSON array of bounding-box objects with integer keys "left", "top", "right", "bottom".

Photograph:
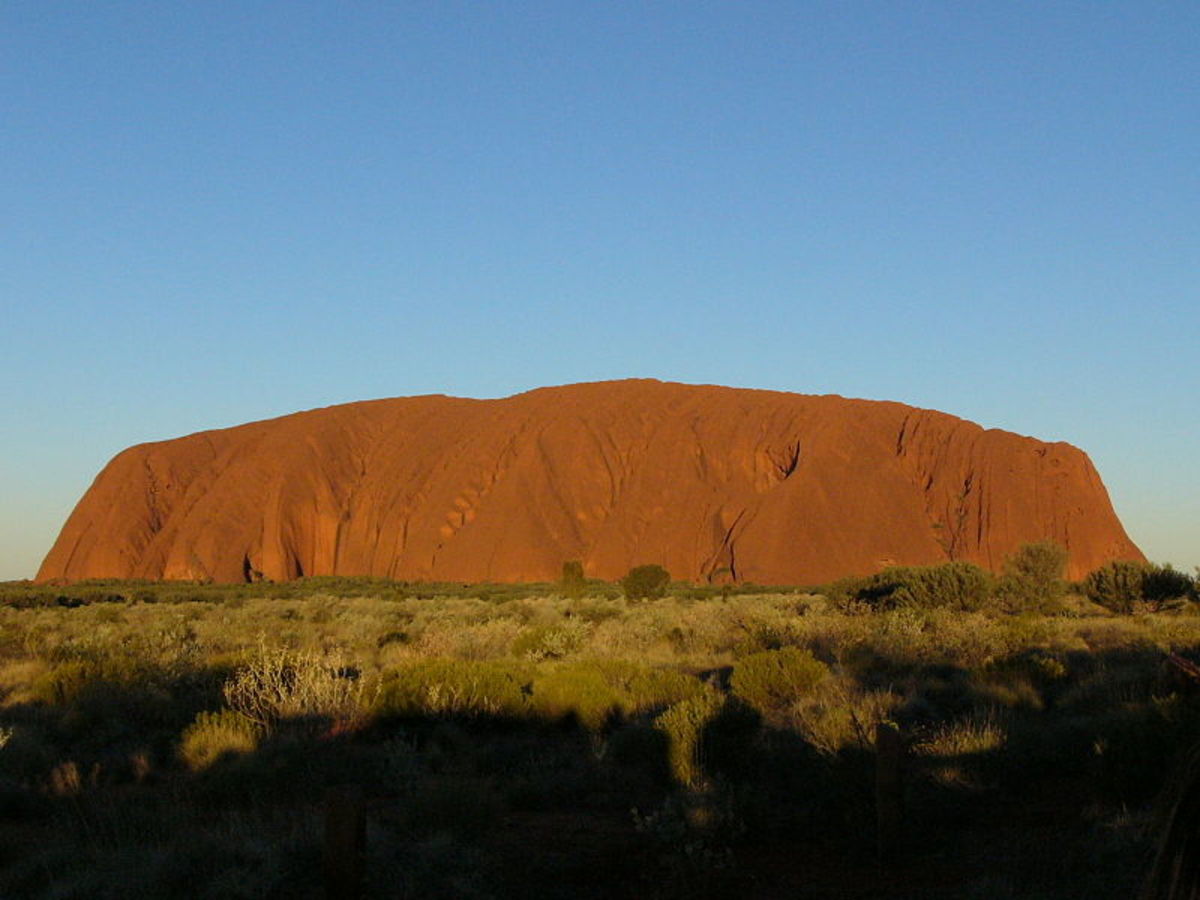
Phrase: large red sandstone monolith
[{"left": 37, "top": 379, "right": 1143, "bottom": 585}]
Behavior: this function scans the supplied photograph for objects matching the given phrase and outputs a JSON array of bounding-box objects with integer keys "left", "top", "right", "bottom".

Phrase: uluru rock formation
[{"left": 38, "top": 380, "right": 1143, "bottom": 585}]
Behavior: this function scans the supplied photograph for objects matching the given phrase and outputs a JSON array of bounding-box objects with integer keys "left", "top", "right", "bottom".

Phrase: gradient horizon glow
[{"left": 2, "top": 2, "right": 1197, "bottom": 580}]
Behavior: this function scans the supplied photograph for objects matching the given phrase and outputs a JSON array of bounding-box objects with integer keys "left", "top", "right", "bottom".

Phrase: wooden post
[
  {"left": 875, "top": 723, "right": 903, "bottom": 866},
  {"left": 324, "top": 785, "right": 365, "bottom": 900},
  {"left": 1142, "top": 746, "right": 1200, "bottom": 899}
]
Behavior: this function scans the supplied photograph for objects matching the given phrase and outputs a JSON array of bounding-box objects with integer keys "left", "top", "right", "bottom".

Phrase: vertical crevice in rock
[{"left": 706, "top": 508, "right": 748, "bottom": 582}]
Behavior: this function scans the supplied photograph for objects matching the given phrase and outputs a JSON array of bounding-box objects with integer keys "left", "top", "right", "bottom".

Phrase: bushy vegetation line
[
  {"left": 1085, "top": 561, "right": 1198, "bottom": 614},
  {"left": 1, "top": 547, "right": 1199, "bottom": 896},
  {"left": 822, "top": 550, "right": 1196, "bottom": 615},
  {"left": 8, "top": 548, "right": 1195, "bottom": 614}
]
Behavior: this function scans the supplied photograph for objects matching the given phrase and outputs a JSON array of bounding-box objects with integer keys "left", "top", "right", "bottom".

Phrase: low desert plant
[
  {"left": 823, "top": 562, "right": 992, "bottom": 612},
  {"left": 4, "top": 575, "right": 1200, "bottom": 896},
  {"left": 528, "top": 659, "right": 703, "bottom": 729},
  {"left": 915, "top": 712, "right": 1007, "bottom": 758},
  {"left": 179, "top": 709, "right": 262, "bottom": 771},
  {"left": 631, "top": 788, "right": 743, "bottom": 888},
  {"left": 374, "top": 659, "right": 532, "bottom": 719},
  {"left": 31, "top": 655, "right": 146, "bottom": 706},
  {"left": 413, "top": 618, "right": 523, "bottom": 660},
  {"left": 222, "top": 643, "right": 367, "bottom": 730},
  {"left": 529, "top": 663, "right": 619, "bottom": 729},
  {"left": 591, "top": 659, "right": 702, "bottom": 713},
  {"left": 511, "top": 620, "right": 591, "bottom": 661},
  {"left": 788, "top": 678, "right": 902, "bottom": 755},
  {"left": 656, "top": 689, "right": 724, "bottom": 787},
  {"left": 1082, "top": 560, "right": 1193, "bottom": 613},
  {"left": 731, "top": 647, "right": 828, "bottom": 718},
  {"left": 893, "top": 561, "right": 994, "bottom": 611}
]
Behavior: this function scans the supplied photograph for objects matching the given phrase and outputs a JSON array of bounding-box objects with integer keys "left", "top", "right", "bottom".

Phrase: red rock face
[{"left": 37, "top": 380, "right": 1144, "bottom": 585}]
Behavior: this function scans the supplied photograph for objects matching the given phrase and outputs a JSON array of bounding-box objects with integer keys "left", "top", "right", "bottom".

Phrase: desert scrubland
[{"left": 1, "top": 554, "right": 1197, "bottom": 898}]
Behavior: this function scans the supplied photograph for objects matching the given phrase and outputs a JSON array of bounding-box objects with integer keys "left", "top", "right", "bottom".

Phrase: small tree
[
  {"left": 1142, "top": 564, "right": 1196, "bottom": 611},
  {"left": 560, "top": 560, "right": 586, "bottom": 599},
  {"left": 1000, "top": 541, "right": 1068, "bottom": 612},
  {"left": 621, "top": 564, "right": 671, "bottom": 601},
  {"left": 1087, "top": 560, "right": 1196, "bottom": 613},
  {"left": 1084, "top": 560, "right": 1149, "bottom": 614}
]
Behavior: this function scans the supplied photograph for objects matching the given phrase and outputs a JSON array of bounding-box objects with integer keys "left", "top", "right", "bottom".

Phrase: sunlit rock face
[{"left": 38, "top": 379, "right": 1143, "bottom": 585}]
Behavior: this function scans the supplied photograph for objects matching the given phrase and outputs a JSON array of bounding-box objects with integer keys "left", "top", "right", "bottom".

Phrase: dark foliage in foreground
[{"left": 2, "top": 551, "right": 1199, "bottom": 897}]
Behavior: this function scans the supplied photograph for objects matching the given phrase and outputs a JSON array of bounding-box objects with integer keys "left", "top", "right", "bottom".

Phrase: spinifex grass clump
[
  {"left": 915, "top": 712, "right": 1007, "bottom": 758},
  {"left": 179, "top": 709, "right": 262, "bottom": 771}
]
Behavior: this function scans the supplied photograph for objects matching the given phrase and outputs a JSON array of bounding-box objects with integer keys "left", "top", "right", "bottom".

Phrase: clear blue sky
[{"left": 2, "top": 2, "right": 1196, "bottom": 581}]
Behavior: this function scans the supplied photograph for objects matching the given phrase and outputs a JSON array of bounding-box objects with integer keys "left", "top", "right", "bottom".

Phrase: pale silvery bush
[{"left": 223, "top": 640, "right": 368, "bottom": 730}]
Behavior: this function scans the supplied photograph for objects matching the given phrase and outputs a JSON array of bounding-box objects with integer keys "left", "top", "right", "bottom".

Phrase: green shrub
[
  {"left": 179, "top": 709, "right": 262, "bottom": 771},
  {"left": 1143, "top": 564, "right": 1197, "bottom": 610},
  {"left": 731, "top": 648, "right": 828, "bottom": 717},
  {"left": 620, "top": 564, "right": 671, "bottom": 601},
  {"left": 510, "top": 620, "right": 590, "bottom": 661},
  {"left": 31, "top": 660, "right": 101, "bottom": 706},
  {"left": 733, "top": 620, "right": 799, "bottom": 655},
  {"left": 1084, "top": 560, "right": 1146, "bottom": 613},
  {"left": 824, "top": 562, "right": 992, "bottom": 612},
  {"left": 999, "top": 542, "right": 1068, "bottom": 612},
  {"left": 821, "top": 574, "right": 874, "bottom": 610},
  {"left": 591, "top": 659, "right": 703, "bottom": 714},
  {"left": 374, "top": 659, "right": 532, "bottom": 719},
  {"left": 894, "top": 562, "right": 993, "bottom": 611},
  {"left": 528, "top": 660, "right": 703, "bottom": 729},
  {"left": 529, "top": 664, "right": 618, "bottom": 729},
  {"left": 655, "top": 689, "right": 724, "bottom": 787},
  {"left": 31, "top": 656, "right": 146, "bottom": 706},
  {"left": 1081, "top": 560, "right": 1192, "bottom": 613}
]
